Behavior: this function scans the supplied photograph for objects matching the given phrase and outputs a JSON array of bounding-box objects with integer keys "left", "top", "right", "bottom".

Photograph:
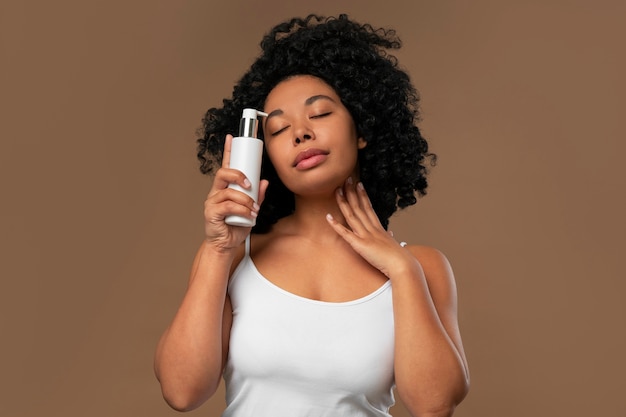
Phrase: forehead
[{"left": 264, "top": 75, "right": 339, "bottom": 107}]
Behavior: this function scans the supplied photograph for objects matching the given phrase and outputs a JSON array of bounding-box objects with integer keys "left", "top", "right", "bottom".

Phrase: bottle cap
[{"left": 239, "top": 108, "right": 269, "bottom": 138}]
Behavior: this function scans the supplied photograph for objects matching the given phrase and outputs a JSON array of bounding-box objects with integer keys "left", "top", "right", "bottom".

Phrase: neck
[{"left": 279, "top": 193, "right": 347, "bottom": 243}]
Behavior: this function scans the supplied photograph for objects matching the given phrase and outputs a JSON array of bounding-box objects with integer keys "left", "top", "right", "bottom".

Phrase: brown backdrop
[{"left": 1, "top": 1, "right": 624, "bottom": 416}]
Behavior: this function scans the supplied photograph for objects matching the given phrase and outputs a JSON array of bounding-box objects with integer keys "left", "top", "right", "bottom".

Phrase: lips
[{"left": 293, "top": 148, "right": 329, "bottom": 167}]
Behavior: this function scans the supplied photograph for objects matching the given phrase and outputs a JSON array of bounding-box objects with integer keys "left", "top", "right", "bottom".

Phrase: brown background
[{"left": 1, "top": 1, "right": 624, "bottom": 416}]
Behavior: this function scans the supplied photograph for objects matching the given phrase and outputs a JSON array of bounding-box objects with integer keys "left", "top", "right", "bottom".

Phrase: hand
[
  {"left": 326, "top": 177, "right": 414, "bottom": 278},
  {"left": 203, "top": 134, "right": 269, "bottom": 252}
]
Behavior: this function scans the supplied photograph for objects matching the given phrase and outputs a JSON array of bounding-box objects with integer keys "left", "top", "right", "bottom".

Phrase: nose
[
  {"left": 295, "top": 134, "right": 312, "bottom": 144},
  {"left": 293, "top": 122, "right": 314, "bottom": 145}
]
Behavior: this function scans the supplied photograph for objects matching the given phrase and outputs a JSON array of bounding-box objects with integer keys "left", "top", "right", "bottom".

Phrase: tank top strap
[{"left": 244, "top": 234, "right": 251, "bottom": 256}]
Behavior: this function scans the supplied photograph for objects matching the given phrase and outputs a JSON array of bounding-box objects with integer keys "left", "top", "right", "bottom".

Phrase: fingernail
[
  {"left": 253, "top": 202, "right": 260, "bottom": 211},
  {"left": 357, "top": 182, "right": 364, "bottom": 190},
  {"left": 346, "top": 176, "right": 353, "bottom": 185},
  {"left": 251, "top": 210, "right": 258, "bottom": 218},
  {"left": 243, "top": 178, "right": 251, "bottom": 188},
  {"left": 337, "top": 187, "right": 344, "bottom": 197},
  {"left": 326, "top": 213, "right": 334, "bottom": 222}
]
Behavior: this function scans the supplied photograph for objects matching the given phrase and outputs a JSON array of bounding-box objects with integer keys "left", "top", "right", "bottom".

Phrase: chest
[
  {"left": 226, "top": 260, "right": 395, "bottom": 396},
  {"left": 251, "top": 241, "right": 388, "bottom": 303}
]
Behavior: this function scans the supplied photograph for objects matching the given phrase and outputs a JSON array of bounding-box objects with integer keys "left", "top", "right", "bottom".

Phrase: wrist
[
  {"left": 201, "top": 239, "right": 239, "bottom": 258},
  {"left": 386, "top": 250, "right": 424, "bottom": 281}
]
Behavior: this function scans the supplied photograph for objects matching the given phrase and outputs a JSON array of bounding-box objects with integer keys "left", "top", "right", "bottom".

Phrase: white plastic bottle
[{"left": 225, "top": 108, "right": 268, "bottom": 227}]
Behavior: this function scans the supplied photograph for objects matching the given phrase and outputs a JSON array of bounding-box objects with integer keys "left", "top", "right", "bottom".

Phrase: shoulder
[
  {"left": 406, "top": 245, "right": 452, "bottom": 273},
  {"left": 229, "top": 229, "right": 277, "bottom": 273},
  {"left": 405, "top": 245, "right": 458, "bottom": 298}
]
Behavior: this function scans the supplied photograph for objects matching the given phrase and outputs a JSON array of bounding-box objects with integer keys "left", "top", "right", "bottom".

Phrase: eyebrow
[
  {"left": 265, "top": 94, "right": 336, "bottom": 125},
  {"left": 305, "top": 94, "right": 335, "bottom": 105}
]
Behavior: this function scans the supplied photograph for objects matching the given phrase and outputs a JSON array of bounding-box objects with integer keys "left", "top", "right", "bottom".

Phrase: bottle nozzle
[{"left": 239, "top": 108, "right": 268, "bottom": 138}]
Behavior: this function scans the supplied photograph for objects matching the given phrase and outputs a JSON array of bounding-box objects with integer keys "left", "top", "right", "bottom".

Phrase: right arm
[
  {"left": 154, "top": 242, "right": 237, "bottom": 411},
  {"left": 154, "top": 135, "right": 268, "bottom": 411}
]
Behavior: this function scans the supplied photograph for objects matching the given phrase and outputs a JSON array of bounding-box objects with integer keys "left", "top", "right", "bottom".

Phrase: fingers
[
  {"left": 207, "top": 165, "right": 261, "bottom": 223},
  {"left": 334, "top": 177, "right": 383, "bottom": 235},
  {"left": 335, "top": 187, "right": 365, "bottom": 236},
  {"left": 355, "top": 181, "right": 383, "bottom": 227},
  {"left": 325, "top": 212, "right": 355, "bottom": 243},
  {"left": 208, "top": 136, "right": 265, "bottom": 226},
  {"left": 221, "top": 134, "right": 233, "bottom": 169},
  {"left": 205, "top": 187, "right": 259, "bottom": 221},
  {"left": 211, "top": 166, "right": 252, "bottom": 194}
]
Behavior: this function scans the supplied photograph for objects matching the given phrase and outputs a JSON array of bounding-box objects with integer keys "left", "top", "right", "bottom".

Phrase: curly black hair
[{"left": 197, "top": 14, "right": 435, "bottom": 233}]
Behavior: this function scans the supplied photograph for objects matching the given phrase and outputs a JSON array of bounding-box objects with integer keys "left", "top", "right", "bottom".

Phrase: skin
[{"left": 154, "top": 75, "right": 469, "bottom": 416}]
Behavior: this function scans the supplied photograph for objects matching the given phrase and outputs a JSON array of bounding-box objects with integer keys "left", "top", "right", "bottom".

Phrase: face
[{"left": 262, "top": 75, "right": 366, "bottom": 196}]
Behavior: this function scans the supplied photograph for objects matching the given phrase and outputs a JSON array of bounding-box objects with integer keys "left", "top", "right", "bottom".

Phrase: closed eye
[
  {"left": 270, "top": 125, "right": 289, "bottom": 136},
  {"left": 311, "top": 112, "right": 331, "bottom": 119}
]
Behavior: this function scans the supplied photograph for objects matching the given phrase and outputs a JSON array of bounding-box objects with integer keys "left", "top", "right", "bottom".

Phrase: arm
[
  {"left": 154, "top": 135, "right": 268, "bottom": 411},
  {"left": 327, "top": 178, "right": 469, "bottom": 417},
  {"left": 389, "top": 245, "right": 469, "bottom": 416},
  {"left": 154, "top": 243, "right": 236, "bottom": 411}
]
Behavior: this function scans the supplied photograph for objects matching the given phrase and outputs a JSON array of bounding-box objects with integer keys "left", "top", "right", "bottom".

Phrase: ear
[{"left": 357, "top": 136, "right": 367, "bottom": 149}]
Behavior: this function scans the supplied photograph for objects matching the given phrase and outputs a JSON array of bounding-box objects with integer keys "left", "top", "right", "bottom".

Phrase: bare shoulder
[
  {"left": 405, "top": 245, "right": 457, "bottom": 294},
  {"left": 406, "top": 245, "right": 452, "bottom": 272}
]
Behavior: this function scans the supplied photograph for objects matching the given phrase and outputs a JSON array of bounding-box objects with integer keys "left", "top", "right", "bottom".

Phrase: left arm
[
  {"left": 326, "top": 178, "right": 469, "bottom": 417},
  {"left": 389, "top": 244, "right": 469, "bottom": 416}
]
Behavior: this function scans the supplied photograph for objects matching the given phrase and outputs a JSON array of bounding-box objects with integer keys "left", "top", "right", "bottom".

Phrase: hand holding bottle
[
  {"left": 225, "top": 108, "right": 268, "bottom": 226},
  {"left": 203, "top": 134, "right": 269, "bottom": 252}
]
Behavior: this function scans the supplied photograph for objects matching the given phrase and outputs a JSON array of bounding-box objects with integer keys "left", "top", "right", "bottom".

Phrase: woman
[{"left": 155, "top": 14, "right": 469, "bottom": 417}]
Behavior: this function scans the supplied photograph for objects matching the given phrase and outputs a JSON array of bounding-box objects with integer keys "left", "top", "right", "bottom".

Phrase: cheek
[
  {"left": 264, "top": 143, "right": 291, "bottom": 177},
  {"left": 264, "top": 141, "right": 279, "bottom": 164}
]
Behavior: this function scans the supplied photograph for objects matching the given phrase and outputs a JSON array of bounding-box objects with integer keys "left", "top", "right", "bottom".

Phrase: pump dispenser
[{"left": 225, "top": 108, "right": 268, "bottom": 227}]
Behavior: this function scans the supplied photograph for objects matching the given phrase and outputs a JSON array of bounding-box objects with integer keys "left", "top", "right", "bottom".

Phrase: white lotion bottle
[{"left": 225, "top": 108, "right": 268, "bottom": 227}]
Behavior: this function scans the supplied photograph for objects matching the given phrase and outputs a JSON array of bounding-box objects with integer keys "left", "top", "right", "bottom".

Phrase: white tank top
[{"left": 222, "top": 236, "right": 396, "bottom": 416}]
